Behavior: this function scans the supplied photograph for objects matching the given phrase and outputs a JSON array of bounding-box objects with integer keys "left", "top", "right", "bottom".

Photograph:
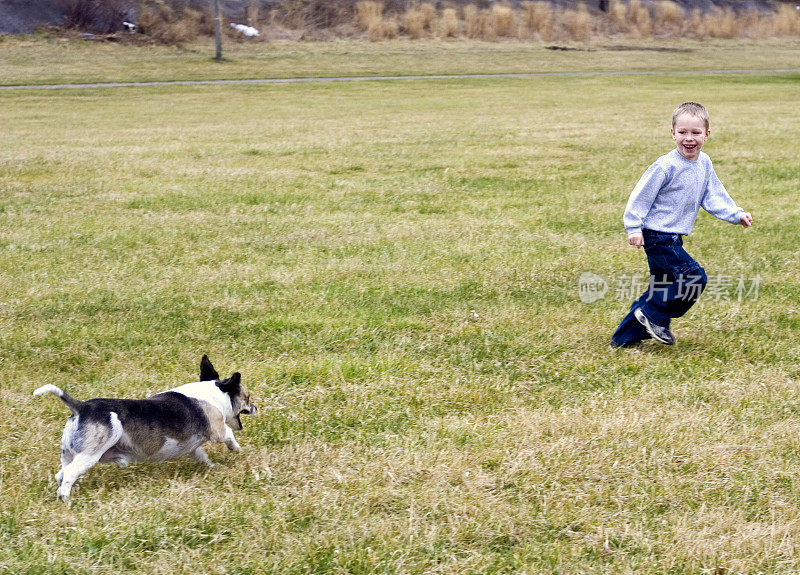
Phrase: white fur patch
[
  {"left": 33, "top": 384, "right": 63, "bottom": 397},
  {"left": 164, "top": 382, "right": 235, "bottom": 427}
]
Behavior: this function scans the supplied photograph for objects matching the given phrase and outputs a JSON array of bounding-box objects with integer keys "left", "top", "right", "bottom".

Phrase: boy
[{"left": 610, "top": 102, "right": 752, "bottom": 348}]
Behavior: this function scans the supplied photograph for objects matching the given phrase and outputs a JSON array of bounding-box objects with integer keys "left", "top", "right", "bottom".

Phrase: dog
[{"left": 33, "top": 355, "right": 257, "bottom": 501}]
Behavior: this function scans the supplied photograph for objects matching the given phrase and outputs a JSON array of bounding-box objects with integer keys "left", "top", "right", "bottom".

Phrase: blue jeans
[{"left": 611, "top": 229, "right": 707, "bottom": 347}]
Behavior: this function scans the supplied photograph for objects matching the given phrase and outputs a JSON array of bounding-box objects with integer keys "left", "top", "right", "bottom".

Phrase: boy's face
[{"left": 671, "top": 113, "right": 710, "bottom": 161}]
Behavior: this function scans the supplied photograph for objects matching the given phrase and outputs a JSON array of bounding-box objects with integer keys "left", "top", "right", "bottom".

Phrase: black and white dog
[{"left": 34, "top": 355, "right": 257, "bottom": 501}]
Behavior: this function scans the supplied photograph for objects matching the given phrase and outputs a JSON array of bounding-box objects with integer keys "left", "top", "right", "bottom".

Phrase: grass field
[{"left": 1, "top": 38, "right": 800, "bottom": 573}]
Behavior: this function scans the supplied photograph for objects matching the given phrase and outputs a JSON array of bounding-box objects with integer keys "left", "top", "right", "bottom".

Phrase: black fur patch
[
  {"left": 77, "top": 393, "right": 210, "bottom": 444},
  {"left": 216, "top": 372, "right": 241, "bottom": 396},
  {"left": 200, "top": 354, "right": 220, "bottom": 382}
]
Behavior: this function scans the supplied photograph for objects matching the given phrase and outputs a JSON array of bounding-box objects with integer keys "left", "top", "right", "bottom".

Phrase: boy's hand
[
  {"left": 628, "top": 233, "right": 644, "bottom": 248},
  {"left": 740, "top": 212, "right": 752, "bottom": 227}
]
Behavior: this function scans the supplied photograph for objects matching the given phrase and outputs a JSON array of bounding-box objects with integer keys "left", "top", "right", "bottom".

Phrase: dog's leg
[
  {"left": 57, "top": 452, "right": 103, "bottom": 501},
  {"left": 56, "top": 448, "right": 73, "bottom": 487},
  {"left": 57, "top": 413, "right": 123, "bottom": 502},
  {"left": 114, "top": 456, "right": 131, "bottom": 468},
  {"left": 191, "top": 447, "right": 214, "bottom": 467},
  {"left": 223, "top": 426, "right": 241, "bottom": 452},
  {"left": 56, "top": 420, "right": 79, "bottom": 487}
]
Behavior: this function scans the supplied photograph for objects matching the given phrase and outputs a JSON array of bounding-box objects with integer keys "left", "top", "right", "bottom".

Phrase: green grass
[
  {"left": 1, "top": 36, "right": 800, "bottom": 86},
  {"left": 1, "top": 39, "right": 800, "bottom": 573}
]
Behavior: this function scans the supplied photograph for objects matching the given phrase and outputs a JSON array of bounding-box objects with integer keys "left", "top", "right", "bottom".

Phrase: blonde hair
[{"left": 672, "top": 102, "right": 709, "bottom": 130}]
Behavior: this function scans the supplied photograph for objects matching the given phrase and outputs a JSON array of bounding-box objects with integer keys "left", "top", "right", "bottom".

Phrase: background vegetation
[
  {"left": 30, "top": 0, "right": 800, "bottom": 43},
  {"left": 1, "top": 38, "right": 800, "bottom": 573}
]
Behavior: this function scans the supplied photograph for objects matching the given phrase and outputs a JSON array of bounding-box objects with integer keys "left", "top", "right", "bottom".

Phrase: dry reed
[
  {"left": 653, "top": 0, "right": 683, "bottom": 36},
  {"left": 520, "top": 1, "right": 554, "bottom": 40},
  {"left": 628, "top": 0, "right": 652, "bottom": 38},
  {"left": 438, "top": 8, "right": 460, "bottom": 39},
  {"left": 128, "top": 0, "right": 800, "bottom": 44},
  {"left": 355, "top": 0, "right": 383, "bottom": 31},
  {"left": 354, "top": 0, "right": 398, "bottom": 40},
  {"left": 419, "top": 2, "right": 437, "bottom": 31},
  {"left": 404, "top": 7, "right": 426, "bottom": 39},
  {"left": 137, "top": 0, "right": 200, "bottom": 44},
  {"left": 369, "top": 17, "right": 398, "bottom": 40},
  {"left": 771, "top": 3, "right": 800, "bottom": 36},
  {"left": 566, "top": 2, "right": 592, "bottom": 41},
  {"left": 492, "top": 3, "right": 517, "bottom": 38},
  {"left": 463, "top": 4, "right": 481, "bottom": 39},
  {"left": 246, "top": 0, "right": 258, "bottom": 26}
]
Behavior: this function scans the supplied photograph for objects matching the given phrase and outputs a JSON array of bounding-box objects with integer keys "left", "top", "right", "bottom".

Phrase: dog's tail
[{"left": 33, "top": 385, "right": 83, "bottom": 415}]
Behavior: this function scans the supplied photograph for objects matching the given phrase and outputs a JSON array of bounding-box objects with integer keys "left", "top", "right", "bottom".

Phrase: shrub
[
  {"left": 609, "top": 0, "right": 628, "bottom": 33},
  {"left": 272, "top": 0, "right": 351, "bottom": 31},
  {"left": 137, "top": 0, "right": 200, "bottom": 44},
  {"left": 437, "top": 7, "right": 460, "bottom": 38},
  {"left": 404, "top": 8, "right": 426, "bottom": 39},
  {"left": 57, "top": 0, "right": 132, "bottom": 33},
  {"left": 368, "top": 17, "right": 398, "bottom": 40},
  {"left": 355, "top": 1, "right": 383, "bottom": 31},
  {"left": 628, "top": 0, "right": 652, "bottom": 38},
  {"left": 463, "top": 4, "right": 481, "bottom": 38},
  {"left": 520, "top": 1, "right": 554, "bottom": 40},
  {"left": 771, "top": 3, "right": 800, "bottom": 36},
  {"left": 419, "top": 2, "right": 437, "bottom": 31},
  {"left": 566, "top": 2, "right": 591, "bottom": 41},
  {"left": 492, "top": 4, "right": 517, "bottom": 38},
  {"left": 687, "top": 8, "right": 707, "bottom": 38},
  {"left": 653, "top": 0, "right": 683, "bottom": 36},
  {"left": 704, "top": 8, "right": 737, "bottom": 38}
]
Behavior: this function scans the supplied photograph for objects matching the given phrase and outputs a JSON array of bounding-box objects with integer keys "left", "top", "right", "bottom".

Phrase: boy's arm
[
  {"left": 701, "top": 163, "right": 748, "bottom": 226},
  {"left": 623, "top": 163, "right": 665, "bottom": 238}
]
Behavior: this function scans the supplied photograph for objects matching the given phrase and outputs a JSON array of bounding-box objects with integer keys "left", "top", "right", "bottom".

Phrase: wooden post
[{"left": 213, "top": 0, "right": 222, "bottom": 61}]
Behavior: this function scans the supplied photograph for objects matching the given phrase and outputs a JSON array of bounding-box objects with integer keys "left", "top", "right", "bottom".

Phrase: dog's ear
[
  {"left": 200, "top": 355, "right": 220, "bottom": 382},
  {"left": 216, "top": 372, "right": 241, "bottom": 395}
]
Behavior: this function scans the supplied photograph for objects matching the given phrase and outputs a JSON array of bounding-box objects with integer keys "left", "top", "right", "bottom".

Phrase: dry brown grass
[
  {"left": 705, "top": 8, "right": 738, "bottom": 38},
  {"left": 565, "top": 2, "right": 592, "bottom": 42},
  {"left": 462, "top": 4, "right": 499, "bottom": 40},
  {"left": 137, "top": 0, "right": 201, "bottom": 44},
  {"left": 492, "top": 3, "right": 517, "bottom": 38},
  {"left": 437, "top": 8, "right": 460, "bottom": 39},
  {"left": 245, "top": 0, "right": 259, "bottom": 27},
  {"left": 81, "top": 0, "right": 800, "bottom": 45},
  {"left": 653, "top": 0, "right": 683, "bottom": 36},
  {"left": 463, "top": 4, "right": 481, "bottom": 39},
  {"left": 629, "top": 0, "right": 652, "bottom": 38},
  {"left": 368, "top": 17, "right": 399, "bottom": 41},
  {"left": 771, "top": 3, "right": 800, "bottom": 35},
  {"left": 355, "top": 0, "right": 383, "bottom": 31},
  {"left": 419, "top": 2, "right": 437, "bottom": 31},
  {"left": 355, "top": 0, "right": 398, "bottom": 41},
  {"left": 520, "top": 1, "right": 554, "bottom": 40},
  {"left": 403, "top": 2, "right": 436, "bottom": 39},
  {"left": 404, "top": 7, "right": 426, "bottom": 39}
]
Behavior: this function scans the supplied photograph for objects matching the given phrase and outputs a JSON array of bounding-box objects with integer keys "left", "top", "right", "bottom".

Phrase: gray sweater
[{"left": 623, "top": 148, "right": 744, "bottom": 236}]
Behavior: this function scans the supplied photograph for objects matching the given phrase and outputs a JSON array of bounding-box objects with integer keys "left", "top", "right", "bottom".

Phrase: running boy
[{"left": 610, "top": 102, "right": 752, "bottom": 348}]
